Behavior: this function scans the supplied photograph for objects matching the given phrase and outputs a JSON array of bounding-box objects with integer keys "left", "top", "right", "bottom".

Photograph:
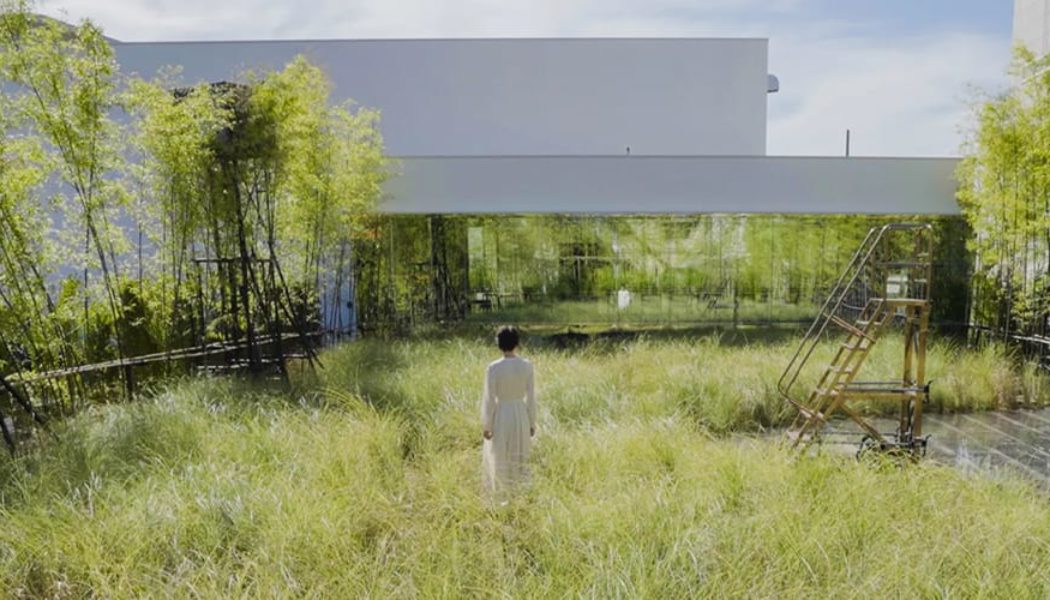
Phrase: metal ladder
[{"left": 779, "top": 224, "right": 933, "bottom": 455}]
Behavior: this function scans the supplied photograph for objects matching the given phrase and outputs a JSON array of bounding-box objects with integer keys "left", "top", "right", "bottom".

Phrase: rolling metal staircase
[{"left": 778, "top": 224, "right": 933, "bottom": 456}]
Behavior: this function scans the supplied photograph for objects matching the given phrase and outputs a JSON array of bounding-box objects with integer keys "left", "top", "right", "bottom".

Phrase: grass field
[
  {"left": 1, "top": 333, "right": 1049, "bottom": 597},
  {"left": 464, "top": 297, "right": 819, "bottom": 326}
]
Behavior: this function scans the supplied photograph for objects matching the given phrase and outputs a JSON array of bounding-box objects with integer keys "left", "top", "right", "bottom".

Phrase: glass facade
[{"left": 350, "top": 214, "right": 971, "bottom": 333}]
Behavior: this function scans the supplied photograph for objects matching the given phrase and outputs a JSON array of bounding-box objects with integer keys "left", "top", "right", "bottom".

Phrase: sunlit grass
[
  {"left": 1, "top": 334, "right": 1048, "bottom": 597},
  {"left": 464, "top": 297, "right": 818, "bottom": 325},
  {"left": 317, "top": 333, "right": 1050, "bottom": 437}
]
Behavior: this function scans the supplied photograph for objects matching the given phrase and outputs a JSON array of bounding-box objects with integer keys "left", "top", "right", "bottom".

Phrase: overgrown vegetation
[
  {"left": 316, "top": 333, "right": 1048, "bottom": 436},
  {"left": 0, "top": 336, "right": 1048, "bottom": 597},
  {"left": 0, "top": 1, "right": 387, "bottom": 422},
  {"left": 464, "top": 297, "right": 820, "bottom": 326},
  {"left": 960, "top": 47, "right": 1050, "bottom": 342}
]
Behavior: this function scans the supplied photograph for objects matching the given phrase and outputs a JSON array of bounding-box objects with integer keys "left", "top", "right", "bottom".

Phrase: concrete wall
[
  {"left": 382, "top": 156, "right": 961, "bottom": 215},
  {"left": 1015, "top": 0, "right": 1050, "bottom": 56},
  {"left": 114, "top": 38, "right": 770, "bottom": 156}
]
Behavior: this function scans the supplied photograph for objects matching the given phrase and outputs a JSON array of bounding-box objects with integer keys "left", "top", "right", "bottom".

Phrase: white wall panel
[
  {"left": 1015, "top": 0, "right": 1050, "bottom": 57},
  {"left": 114, "top": 38, "right": 769, "bottom": 156}
]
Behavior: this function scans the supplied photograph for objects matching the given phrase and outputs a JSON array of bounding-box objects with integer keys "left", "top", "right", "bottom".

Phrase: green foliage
[
  {"left": 124, "top": 55, "right": 388, "bottom": 352},
  {"left": 0, "top": 4, "right": 93, "bottom": 413},
  {"left": 0, "top": 0, "right": 129, "bottom": 334},
  {"left": 959, "top": 47, "right": 1050, "bottom": 333},
  {"left": 465, "top": 298, "right": 818, "bottom": 326},
  {"left": 257, "top": 57, "right": 386, "bottom": 273},
  {"left": 0, "top": 0, "right": 387, "bottom": 408},
  {"left": 125, "top": 76, "right": 232, "bottom": 349}
]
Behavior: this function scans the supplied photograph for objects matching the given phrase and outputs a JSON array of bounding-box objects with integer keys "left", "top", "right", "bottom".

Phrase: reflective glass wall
[{"left": 350, "top": 214, "right": 970, "bottom": 333}]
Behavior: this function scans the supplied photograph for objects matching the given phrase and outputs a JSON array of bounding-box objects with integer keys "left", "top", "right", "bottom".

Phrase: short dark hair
[{"left": 496, "top": 326, "right": 520, "bottom": 352}]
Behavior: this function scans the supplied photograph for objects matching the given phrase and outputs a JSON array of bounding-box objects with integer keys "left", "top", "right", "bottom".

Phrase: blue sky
[
  {"left": 811, "top": 1, "right": 1009, "bottom": 37},
  {"left": 39, "top": 0, "right": 1017, "bottom": 157}
]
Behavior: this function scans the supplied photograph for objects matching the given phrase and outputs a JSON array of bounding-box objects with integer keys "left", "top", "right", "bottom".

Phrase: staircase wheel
[{"left": 855, "top": 435, "right": 878, "bottom": 461}]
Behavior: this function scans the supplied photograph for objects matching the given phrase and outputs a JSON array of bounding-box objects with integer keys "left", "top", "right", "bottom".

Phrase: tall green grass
[
  {"left": 317, "top": 333, "right": 1050, "bottom": 438},
  {"left": 464, "top": 298, "right": 818, "bottom": 326},
  {"left": 0, "top": 335, "right": 1048, "bottom": 597}
]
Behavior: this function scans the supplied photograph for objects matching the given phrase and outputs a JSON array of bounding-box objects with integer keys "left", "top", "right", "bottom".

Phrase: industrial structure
[{"left": 780, "top": 224, "right": 934, "bottom": 456}]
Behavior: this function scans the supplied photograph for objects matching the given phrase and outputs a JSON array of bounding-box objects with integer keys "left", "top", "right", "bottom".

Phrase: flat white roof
[{"left": 381, "top": 155, "right": 961, "bottom": 215}]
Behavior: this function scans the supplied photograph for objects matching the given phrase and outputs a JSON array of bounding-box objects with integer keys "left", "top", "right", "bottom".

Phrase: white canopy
[{"left": 381, "top": 155, "right": 960, "bottom": 215}]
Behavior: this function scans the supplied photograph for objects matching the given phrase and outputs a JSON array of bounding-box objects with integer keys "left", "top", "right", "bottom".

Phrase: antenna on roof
[
  {"left": 845, "top": 129, "right": 851, "bottom": 157},
  {"left": 626, "top": 146, "right": 631, "bottom": 156}
]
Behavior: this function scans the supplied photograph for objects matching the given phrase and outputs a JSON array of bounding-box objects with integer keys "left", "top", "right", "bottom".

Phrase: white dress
[{"left": 481, "top": 356, "right": 537, "bottom": 495}]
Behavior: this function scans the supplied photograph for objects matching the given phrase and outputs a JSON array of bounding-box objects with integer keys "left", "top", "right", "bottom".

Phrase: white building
[
  {"left": 1015, "top": 0, "right": 1050, "bottom": 57},
  {"left": 113, "top": 36, "right": 960, "bottom": 215}
]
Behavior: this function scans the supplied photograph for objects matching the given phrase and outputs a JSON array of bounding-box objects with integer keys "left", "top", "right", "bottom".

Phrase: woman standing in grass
[{"left": 481, "top": 326, "right": 537, "bottom": 496}]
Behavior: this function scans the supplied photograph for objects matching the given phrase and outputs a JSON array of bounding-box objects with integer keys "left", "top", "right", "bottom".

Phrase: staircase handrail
[{"left": 776, "top": 223, "right": 931, "bottom": 403}]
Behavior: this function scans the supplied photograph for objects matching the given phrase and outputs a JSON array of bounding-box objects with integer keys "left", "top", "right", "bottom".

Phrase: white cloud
[
  {"left": 37, "top": 0, "right": 1011, "bottom": 156},
  {"left": 39, "top": 0, "right": 804, "bottom": 40},
  {"left": 767, "top": 31, "right": 1010, "bottom": 157}
]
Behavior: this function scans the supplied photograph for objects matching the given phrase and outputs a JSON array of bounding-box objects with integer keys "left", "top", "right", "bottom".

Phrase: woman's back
[
  {"left": 488, "top": 356, "right": 532, "bottom": 403},
  {"left": 481, "top": 327, "right": 537, "bottom": 497}
]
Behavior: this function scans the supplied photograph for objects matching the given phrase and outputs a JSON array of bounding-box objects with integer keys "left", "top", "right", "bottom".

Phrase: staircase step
[
  {"left": 876, "top": 261, "right": 930, "bottom": 268},
  {"left": 795, "top": 407, "right": 826, "bottom": 423},
  {"left": 828, "top": 314, "right": 874, "bottom": 341},
  {"left": 877, "top": 298, "right": 929, "bottom": 306}
]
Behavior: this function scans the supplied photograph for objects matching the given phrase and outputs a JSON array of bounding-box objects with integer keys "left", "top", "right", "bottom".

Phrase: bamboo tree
[
  {"left": 0, "top": 53, "right": 86, "bottom": 418},
  {"left": 249, "top": 56, "right": 387, "bottom": 338},
  {"left": 126, "top": 76, "right": 230, "bottom": 350},
  {"left": 0, "top": 1, "right": 130, "bottom": 367},
  {"left": 959, "top": 47, "right": 1050, "bottom": 337},
  {"left": 254, "top": 57, "right": 386, "bottom": 305}
]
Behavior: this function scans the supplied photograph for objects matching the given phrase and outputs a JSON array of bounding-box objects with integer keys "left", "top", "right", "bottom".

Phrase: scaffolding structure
[{"left": 779, "top": 224, "right": 934, "bottom": 456}]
